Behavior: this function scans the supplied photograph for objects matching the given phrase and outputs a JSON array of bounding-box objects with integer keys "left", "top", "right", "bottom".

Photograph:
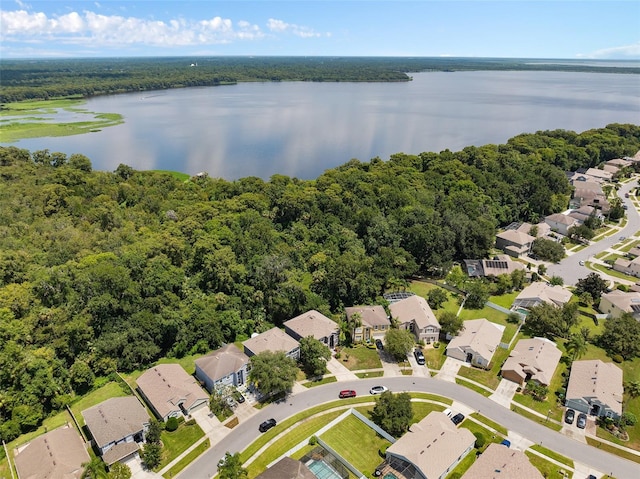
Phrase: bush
[
  {"left": 433, "top": 342, "right": 440, "bottom": 349},
  {"left": 622, "top": 412, "right": 637, "bottom": 427},
  {"left": 185, "top": 418, "right": 196, "bottom": 426},
  {"left": 309, "top": 435, "right": 318, "bottom": 445},
  {"left": 612, "top": 354, "right": 624, "bottom": 363},
  {"left": 474, "top": 432, "right": 486, "bottom": 448},
  {"left": 165, "top": 416, "right": 179, "bottom": 432},
  {"left": 378, "top": 444, "right": 388, "bottom": 458}
]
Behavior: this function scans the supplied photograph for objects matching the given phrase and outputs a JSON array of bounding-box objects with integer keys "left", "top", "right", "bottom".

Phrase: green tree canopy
[
  {"left": 438, "top": 311, "right": 463, "bottom": 337},
  {"left": 384, "top": 328, "right": 415, "bottom": 361},
  {"left": 599, "top": 313, "right": 640, "bottom": 360},
  {"left": 248, "top": 351, "right": 298, "bottom": 397},
  {"left": 218, "top": 452, "right": 248, "bottom": 479},
  {"left": 370, "top": 391, "right": 413, "bottom": 437},
  {"left": 575, "top": 273, "right": 609, "bottom": 301},
  {"left": 299, "top": 336, "right": 331, "bottom": 377}
]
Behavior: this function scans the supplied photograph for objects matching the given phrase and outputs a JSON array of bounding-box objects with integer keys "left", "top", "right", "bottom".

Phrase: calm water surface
[{"left": 7, "top": 71, "right": 640, "bottom": 180}]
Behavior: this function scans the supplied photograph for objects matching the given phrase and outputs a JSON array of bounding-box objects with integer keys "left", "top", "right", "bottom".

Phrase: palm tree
[
  {"left": 81, "top": 457, "right": 107, "bottom": 479},
  {"left": 565, "top": 334, "right": 588, "bottom": 361},
  {"left": 625, "top": 380, "right": 640, "bottom": 398}
]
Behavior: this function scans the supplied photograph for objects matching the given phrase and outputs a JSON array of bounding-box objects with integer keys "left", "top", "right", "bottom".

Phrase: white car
[
  {"left": 369, "top": 385, "right": 388, "bottom": 395},
  {"left": 579, "top": 260, "right": 585, "bottom": 266},
  {"left": 442, "top": 408, "right": 453, "bottom": 418}
]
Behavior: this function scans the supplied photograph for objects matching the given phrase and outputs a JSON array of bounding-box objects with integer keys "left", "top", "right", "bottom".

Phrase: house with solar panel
[{"left": 599, "top": 290, "right": 640, "bottom": 320}]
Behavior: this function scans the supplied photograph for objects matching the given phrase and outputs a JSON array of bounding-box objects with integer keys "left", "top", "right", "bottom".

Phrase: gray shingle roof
[
  {"left": 566, "top": 360, "right": 623, "bottom": 416},
  {"left": 283, "top": 310, "right": 338, "bottom": 340},
  {"left": 243, "top": 327, "right": 300, "bottom": 356},
  {"left": 195, "top": 344, "right": 249, "bottom": 382},
  {"left": 82, "top": 396, "right": 149, "bottom": 450}
]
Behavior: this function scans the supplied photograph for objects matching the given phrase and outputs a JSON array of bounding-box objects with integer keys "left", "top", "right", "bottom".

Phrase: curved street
[
  {"left": 178, "top": 377, "right": 640, "bottom": 479},
  {"left": 547, "top": 179, "right": 639, "bottom": 286}
]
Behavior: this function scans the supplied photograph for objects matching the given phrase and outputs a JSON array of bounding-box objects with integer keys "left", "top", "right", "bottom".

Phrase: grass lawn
[
  {"left": 529, "top": 444, "right": 574, "bottom": 468},
  {"left": 620, "top": 240, "right": 640, "bottom": 253},
  {"left": 488, "top": 291, "right": 520, "bottom": 309},
  {"left": 339, "top": 345, "right": 382, "bottom": 371},
  {"left": 321, "top": 413, "right": 391, "bottom": 477},
  {"left": 526, "top": 451, "right": 573, "bottom": 478},
  {"left": 591, "top": 263, "right": 637, "bottom": 282},
  {"left": 163, "top": 438, "right": 210, "bottom": 478},
  {"left": 456, "top": 344, "right": 513, "bottom": 391},
  {"left": 157, "top": 421, "right": 205, "bottom": 470},
  {"left": 411, "top": 401, "right": 448, "bottom": 421},
  {"left": 355, "top": 371, "right": 384, "bottom": 378},
  {"left": 456, "top": 378, "right": 492, "bottom": 397},
  {"left": 423, "top": 344, "right": 447, "bottom": 371},
  {"left": 469, "top": 413, "right": 508, "bottom": 435},
  {"left": 246, "top": 411, "right": 345, "bottom": 477},
  {"left": 511, "top": 404, "right": 562, "bottom": 432},
  {"left": 303, "top": 376, "right": 338, "bottom": 388},
  {"left": 458, "top": 306, "right": 518, "bottom": 344},
  {"left": 586, "top": 437, "right": 640, "bottom": 465}
]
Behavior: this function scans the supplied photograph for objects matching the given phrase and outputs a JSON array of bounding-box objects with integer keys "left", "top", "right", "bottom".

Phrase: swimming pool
[
  {"left": 384, "top": 473, "right": 399, "bottom": 479},
  {"left": 307, "top": 459, "right": 343, "bottom": 479}
]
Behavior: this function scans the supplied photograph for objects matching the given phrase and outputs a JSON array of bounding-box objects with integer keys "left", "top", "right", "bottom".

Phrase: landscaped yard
[
  {"left": 423, "top": 344, "right": 447, "bottom": 371},
  {"left": 321, "top": 413, "right": 390, "bottom": 477},
  {"left": 157, "top": 420, "right": 205, "bottom": 470},
  {"left": 338, "top": 345, "right": 382, "bottom": 371},
  {"left": 526, "top": 451, "right": 573, "bottom": 478},
  {"left": 458, "top": 305, "right": 518, "bottom": 344},
  {"left": 456, "top": 343, "right": 514, "bottom": 391}
]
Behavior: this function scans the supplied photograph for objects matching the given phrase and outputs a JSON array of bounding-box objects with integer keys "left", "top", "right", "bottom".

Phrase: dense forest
[
  {"left": 0, "top": 123, "right": 639, "bottom": 441},
  {"left": 2, "top": 56, "right": 640, "bottom": 103}
]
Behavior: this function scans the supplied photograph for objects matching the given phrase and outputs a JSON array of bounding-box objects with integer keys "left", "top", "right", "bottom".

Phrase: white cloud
[
  {"left": 0, "top": 8, "right": 326, "bottom": 48},
  {"left": 267, "top": 18, "right": 322, "bottom": 38},
  {"left": 579, "top": 41, "right": 640, "bottom": 59}
]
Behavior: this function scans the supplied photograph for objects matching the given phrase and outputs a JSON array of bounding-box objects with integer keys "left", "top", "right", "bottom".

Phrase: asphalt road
[
  {"left": 547, "top": 180, "right": 640, "bottom": 286},
  {"left": 178, "top": 377, "right": 640, "bottom": 479}
]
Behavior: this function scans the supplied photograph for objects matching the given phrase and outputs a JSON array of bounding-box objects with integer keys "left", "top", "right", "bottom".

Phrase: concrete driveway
[
  {"left": 326, "top": 356, "right": 359, "bottom": 381},
  {"left": 378, "top": 349, "right": 403, "bottom": 377},
  {"left": 123, "top": 453, "right": 162, "bottom": 479},
  {"left": 435, "top": 357, "right": 465, "bottom": 382},
  {"left": 489, "top": 378, "right": 519, "bottom": 408}
]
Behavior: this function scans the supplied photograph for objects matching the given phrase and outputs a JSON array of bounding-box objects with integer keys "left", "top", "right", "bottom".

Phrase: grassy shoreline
[{"left": 0, "top": 98, "right": 123, "bottom": 142}]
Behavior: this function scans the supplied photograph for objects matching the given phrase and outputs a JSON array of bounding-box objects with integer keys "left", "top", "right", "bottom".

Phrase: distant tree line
[
  {"left": 0, "top": 123, "right": 638, "bottom": 441},
  {"left": 2, "top": 56, "right": 639, "bottom": 103}
]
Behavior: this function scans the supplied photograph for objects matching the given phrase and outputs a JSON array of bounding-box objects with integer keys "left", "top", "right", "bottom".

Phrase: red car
[{"left": 339, "top": 389, "right": 356, "bottom": 399}]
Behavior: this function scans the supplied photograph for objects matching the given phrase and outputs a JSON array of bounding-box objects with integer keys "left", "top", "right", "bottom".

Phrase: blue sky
[{"left": 1, "top": 1, "right": 639, "bottom": 59}]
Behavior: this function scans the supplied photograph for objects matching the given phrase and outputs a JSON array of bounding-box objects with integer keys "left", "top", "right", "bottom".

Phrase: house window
[{"left": 374, "top": 325, "right": 378, "bottom": 330}]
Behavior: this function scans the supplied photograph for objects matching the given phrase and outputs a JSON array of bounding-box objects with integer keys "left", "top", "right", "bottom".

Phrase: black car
[
  {"left": 564, "top": 409, "right": 575, "bottom": 424},
  {"left": 234, "top": 392, "right": 245, "bottom": 403},
  {"left": 259, "top": 418, "right": 276, "bottom": 433},
  {"left": 413, "top": 349, "right": 425, "bottom": 365},
  {"left": 451, "top": 413, "right": 465, "bottom": 425},
  {"left": 577, "top": 413, "right": 587, "bottom": 429},
  {"left": 375, "top": 339, "right": 384, "bottom": 350}
]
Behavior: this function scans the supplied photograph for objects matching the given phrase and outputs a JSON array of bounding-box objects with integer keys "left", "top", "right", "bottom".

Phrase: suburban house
[
  {"left": 137, "top": 364, "right": 209, "bottom": 422},
  {"left": 13, "top": 425, "right": 90, "bottom": 479},
  {"left": 445, "top": 319, "right": 504, "bottom": 369},
  {"left": 385, "top": 411, "right": 475, "bottom": 479},
  {"left": 255, "top": 457, "right": 317, "bottom": 479},
  {"left": 243, "top": 327, "right": 301, "bottom": 360},
  {"left": 606, "top": 158, "right": 631, "bottom": 169},
  {"left": 345, "top": 305, "right": 390, "bottom": 343},
  {"left": 516, "top": 221, "right": 551, "bottom": 238},
  {"left": 501, "top": 337, "right": 562, "bottom": 387},
  {"left": 565, "top": 359, "right": 623, "bottom": 419},
  {"left": 283, "top": 310, "right": 339, "bottom": 349},
  {"left": 495, "top": 229, "right": 535, "bottom": 258},
  {"left": 463, "top": 255, "right": 525, "bottom": 278},
  {"left": 613, "top": 256, "right": 640, "bottom": 277},
  {"left": 599, "top": 290, "right": 640, "bottom": 320},
  {"left": 511, "top": 282, "right": 572, "bottom": 312},
  {"left": 461, "top": 443, "right": 544, "bottom": 479},
  {"left": 82, "top": 396, "right": 150, "bottom": 466},
  {"left": 568, "top": 205, "right": 599, "bottom": 224},
  {"left": 584, "top": 167, "right": 613, "bottom": 183},
  {"left": 195, "top": 344, "right": 250, "bottom": 393},
  {"left": 544, "top": 213, "right": 578, "bottom": 236},
  {"left": 389, "top": 295, "right": 441, "bottom": 344}
]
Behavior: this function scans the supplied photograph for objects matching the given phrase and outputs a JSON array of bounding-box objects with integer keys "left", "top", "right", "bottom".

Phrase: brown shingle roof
[
  {"left": 195, "top": 344, "right": 249, "bottom": 382},
  {"left": 255, "top": 457, "right": 316, "bottom": 479},
  {"left": 137, "top": 364, "right": 208, "bottom": 419},
  {"left": 389, "top": 295, "right": 440, "bottom": 330},
  {"left": 345, "top": 305, "right": 390, "bottom": 328},
  {"left": 283, "top": 310, "right": 338, "bottom": 340},
  {"left": 243, "top": 327, "right": 300, "bottom": 356},
  {"left": 387, "top": 411, "right": 475, "bottom": 479},
  {"left": 461, "top": 443, "right": 544, "bottom": 479},
  {"left": 501, "top": 337, "right": 562, "bottom": 386},
  {"left": 82, "top": 397, "right": 149, "bottom": 451},
  {"left": 14, "top": 425, "right": 90, "bottom": 479}
]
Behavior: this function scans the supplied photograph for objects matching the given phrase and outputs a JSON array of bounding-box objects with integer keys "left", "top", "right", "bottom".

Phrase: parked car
[
  {"left": 339, "top": 389, "right": 357, "bottom": 399},
  {"left": 259, "top": 418, "right": 277, "bottom": 432},
  {"left": 442, "top": 408, "right": 453, "bottom": 418},
  {"left": 233, "top": 391, "right": 245, "bottom": 403},
  {"left": 413, "top": 349, "right": 425, "bottom": 365},
  {"left": 451, "top": 413, "right": 465, "bottom": 425},
  {"left": 375, "top": 339, "right": 384, "bottom": 350},
  {"left": 565, "top": 408, "right": 575, "bottom": 424},
  {"left": 579, "top": 260, "right": 585, "bottom": 266},
  {"left": 577, "top": 413, "right": 587, "bottom": 429},
  {"left": 370, "top": 385, "right": 388, "bottom": 395},
  {"left": 500, "top": 439, "right": 511, "bottom": 448}
]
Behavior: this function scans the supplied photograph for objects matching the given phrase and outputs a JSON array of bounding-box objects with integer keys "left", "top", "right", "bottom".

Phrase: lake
[{"left": 5, "top": 70, "right": 640, "bottom": 180}]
